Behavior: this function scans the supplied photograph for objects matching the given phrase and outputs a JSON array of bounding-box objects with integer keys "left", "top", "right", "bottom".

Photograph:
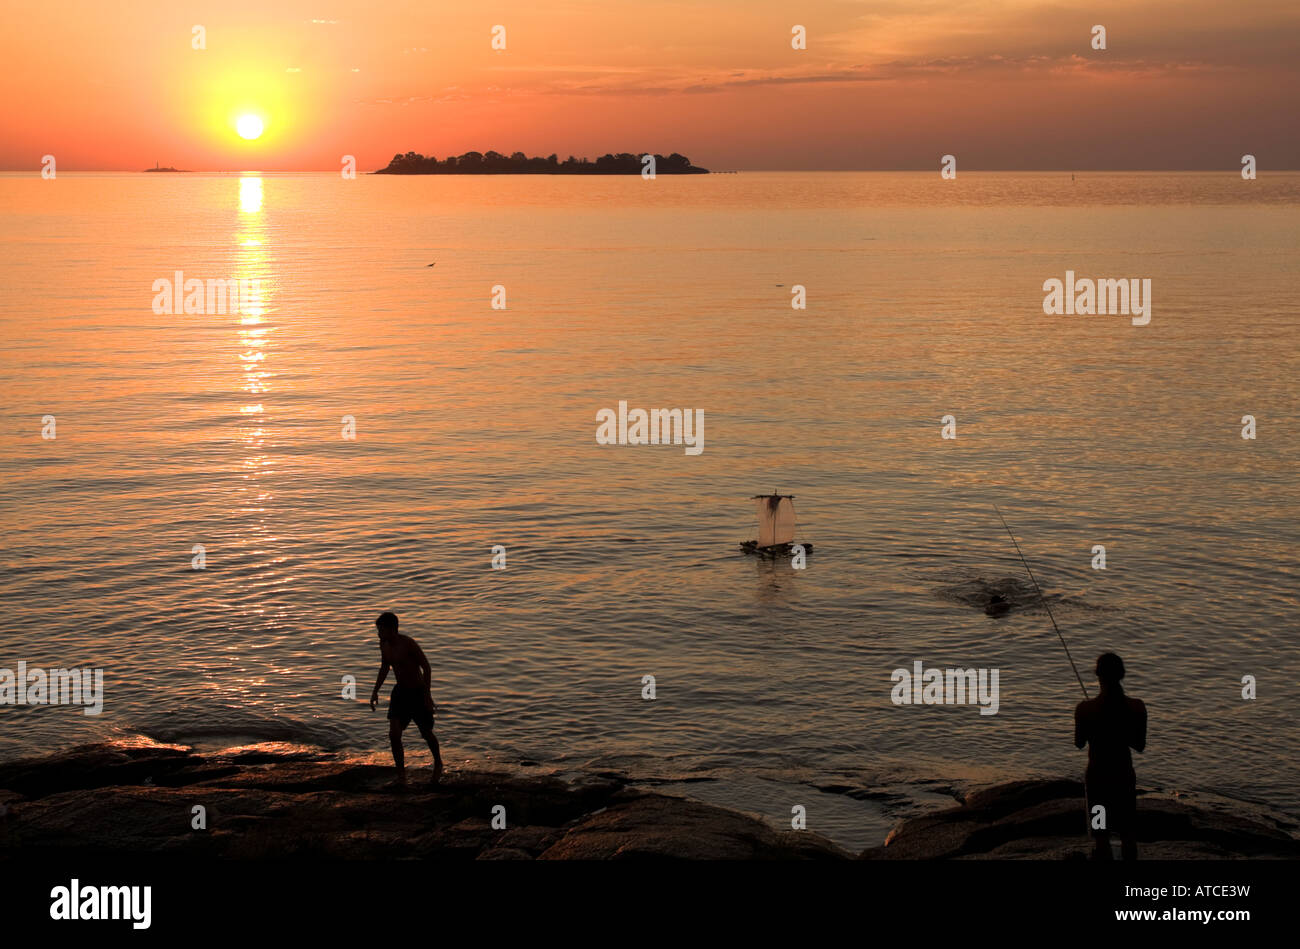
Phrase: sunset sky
[{"left": 3, "top": 0, "right": 1297, "bottom": 171}]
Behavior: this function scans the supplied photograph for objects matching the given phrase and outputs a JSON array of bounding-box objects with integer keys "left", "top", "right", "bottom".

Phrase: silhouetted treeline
[{"left": 375, "top": 150, "right": 709, "bottom": 175}]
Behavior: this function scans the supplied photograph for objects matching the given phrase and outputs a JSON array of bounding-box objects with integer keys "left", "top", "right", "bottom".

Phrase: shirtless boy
[{"left": 369, "top": 611, "right": 443, "bottom": 783}]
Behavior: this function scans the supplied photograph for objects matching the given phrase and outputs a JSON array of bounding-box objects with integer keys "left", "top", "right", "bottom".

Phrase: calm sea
[{"left": 1, "top": 171, "right": 1297, "bottom": 850}]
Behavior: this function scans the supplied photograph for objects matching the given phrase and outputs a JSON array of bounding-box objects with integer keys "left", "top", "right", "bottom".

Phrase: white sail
[{"left": 756, "top": 496, "right": 797, "bottom": 547}]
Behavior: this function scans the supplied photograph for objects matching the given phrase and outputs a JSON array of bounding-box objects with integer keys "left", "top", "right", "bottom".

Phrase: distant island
[
  {"left": 375, "top": 150, "right": 709, "bottom": 175},
  {"left": 143, "top": 163, "right": 189, "bottom": 172}
]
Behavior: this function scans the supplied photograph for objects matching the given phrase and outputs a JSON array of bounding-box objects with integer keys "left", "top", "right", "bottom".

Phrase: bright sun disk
[{"left": 236, "top": 114, "right": 264, "bottom": 140}]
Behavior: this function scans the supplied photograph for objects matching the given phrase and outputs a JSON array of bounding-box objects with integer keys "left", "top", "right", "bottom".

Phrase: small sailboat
[{"left": 739, "top": 493, "right": 813, "bottom": 557}]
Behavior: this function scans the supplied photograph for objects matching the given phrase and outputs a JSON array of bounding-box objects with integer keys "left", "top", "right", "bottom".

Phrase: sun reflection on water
[
  {"left": 233, "top": 175, "right": 275, "bottom": 479},
  {"left": 239, "top": 176, "right": 263, "bottom": 215}
]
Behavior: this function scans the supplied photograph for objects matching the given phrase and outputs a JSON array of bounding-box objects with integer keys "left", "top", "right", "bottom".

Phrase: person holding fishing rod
[
  {"left": 994, "top": 506, "right": 1147, "bottom": 860},
  {"left": 1074, "top": 653, "right": 1147, "bottom": 860}
]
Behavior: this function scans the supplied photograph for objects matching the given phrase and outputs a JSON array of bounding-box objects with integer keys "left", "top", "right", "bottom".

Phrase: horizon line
[{"left": 5, "top": 167, "right": 1297, "bottom": 174}]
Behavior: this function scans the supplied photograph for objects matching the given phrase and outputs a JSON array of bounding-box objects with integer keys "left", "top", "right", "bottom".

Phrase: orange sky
[{"left": 3, "top": 0, "right": 1297, "bottom": 171}]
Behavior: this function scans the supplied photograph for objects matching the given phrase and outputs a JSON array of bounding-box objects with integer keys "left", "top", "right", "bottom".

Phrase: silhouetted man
[
  {"left": 1074, "top": 652, "right": 1146, "bottom": 859},
  {"left": 369, "top": 612, "right": 443, "bottom": 783}
]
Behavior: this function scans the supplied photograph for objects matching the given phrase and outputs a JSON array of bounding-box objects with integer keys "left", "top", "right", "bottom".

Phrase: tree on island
[{"left": 374, "top": 150, "right": 708, "bottom": 175}]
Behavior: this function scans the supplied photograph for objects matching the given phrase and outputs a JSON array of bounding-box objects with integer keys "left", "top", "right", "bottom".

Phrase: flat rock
[
  {"left": 863, "top": 780, "right": 1300, "bottom": 860},
  {"left": 0, "top": 744, "right": 841, "bottom": 861},
  {"left": 538, "top": 792, "right": 846, "bottom": 860}
]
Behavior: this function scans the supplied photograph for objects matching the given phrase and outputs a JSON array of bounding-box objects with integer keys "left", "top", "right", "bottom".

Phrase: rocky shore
[
  {"left": 863, "top": 779, "right": 1300, "bottom": 860},
  {"left": 1, "top": 744, "right": 1295, "bottom": 860},
  {"left": 0, "top": 743, "right": 843, "bottom": 860}
]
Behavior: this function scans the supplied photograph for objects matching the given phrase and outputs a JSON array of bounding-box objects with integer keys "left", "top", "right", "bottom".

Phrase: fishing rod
[{"left": 993, "top": 504, "right": 1090, "bottom": 700}]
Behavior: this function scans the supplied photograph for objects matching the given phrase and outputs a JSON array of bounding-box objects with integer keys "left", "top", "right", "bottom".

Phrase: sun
[{"left": 236, "top": 114, "right": 265, "bottom": 140}]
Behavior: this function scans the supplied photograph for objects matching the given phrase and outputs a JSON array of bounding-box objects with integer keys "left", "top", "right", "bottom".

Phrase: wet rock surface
[
  {"left": 3, "top": 745, "right": 1293, "bottom": 860},
  {"left": 862, "top": 779, "right": 1300, "bottom": 860},
  {"left": 0, "top": 744, "right": 845, "bottom": 861}
]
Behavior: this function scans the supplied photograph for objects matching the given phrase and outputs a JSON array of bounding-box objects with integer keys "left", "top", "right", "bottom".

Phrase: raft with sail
[{"left": 739, "top": 493, "right": 813, "bottom": 557}]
